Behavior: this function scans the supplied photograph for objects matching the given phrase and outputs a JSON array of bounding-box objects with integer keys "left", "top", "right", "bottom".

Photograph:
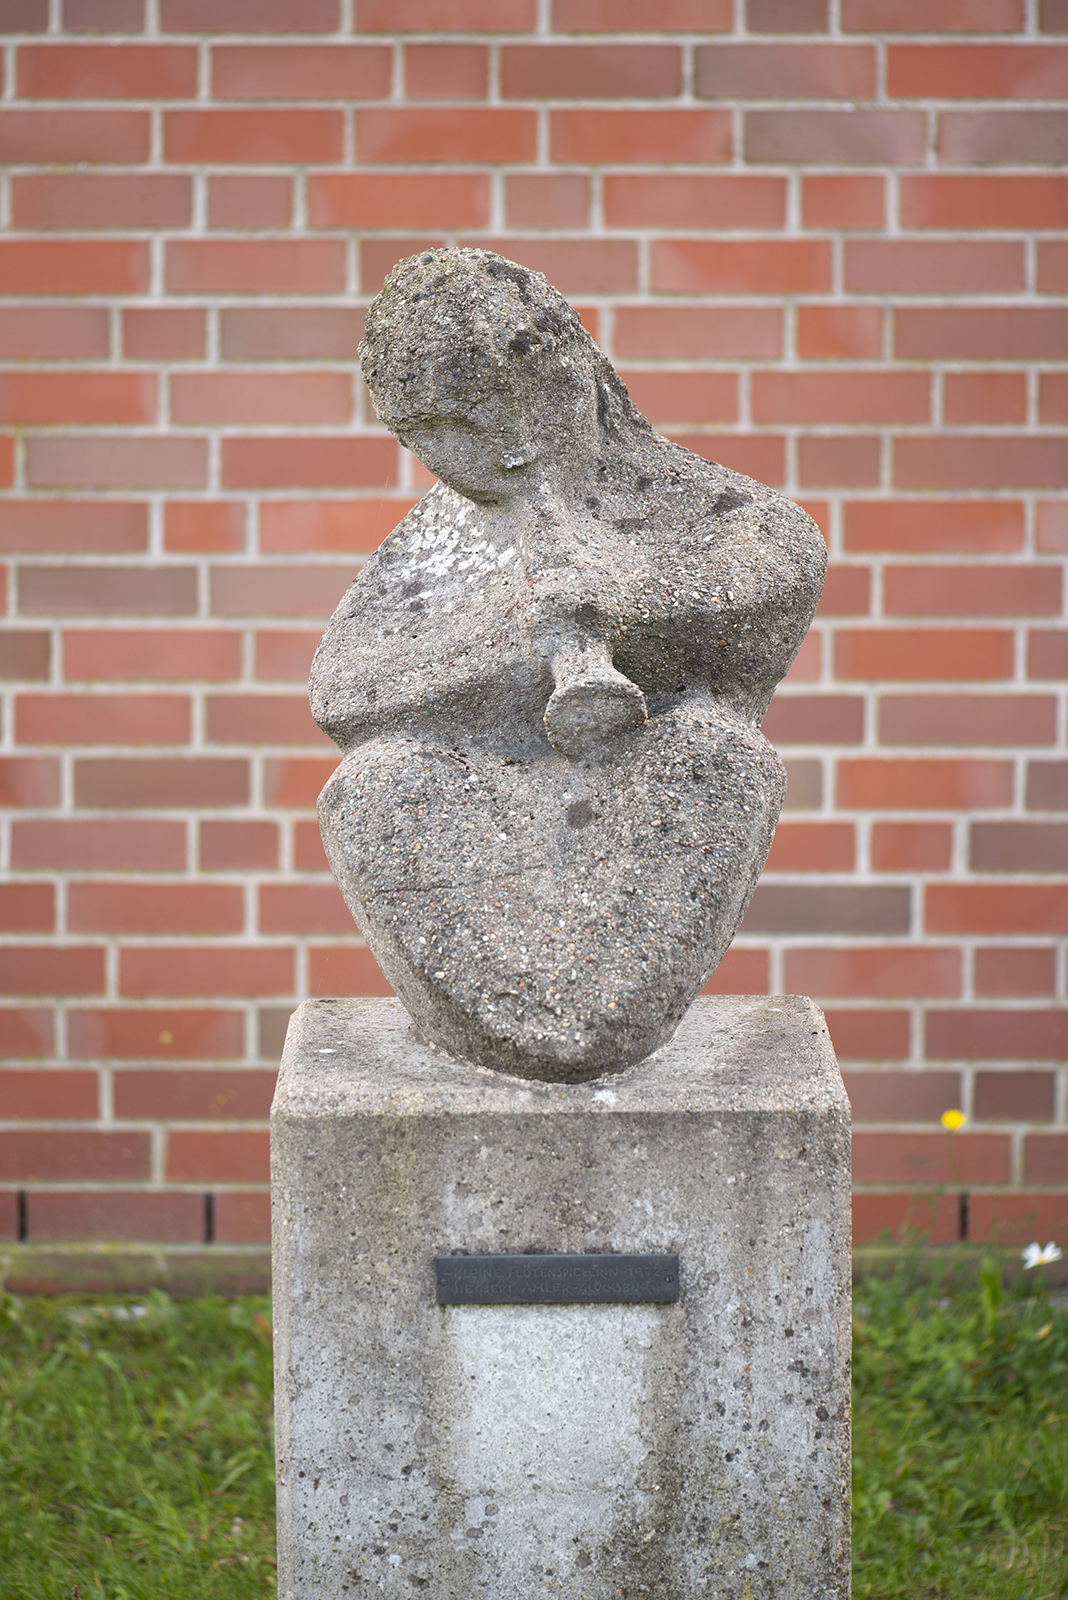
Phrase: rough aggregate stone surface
[
  {"left": 310, "top": 248, "right": 826, "bottom": 1081},
  {"left": 272, "top": 995, "right": 852, "bottom": 1600}
]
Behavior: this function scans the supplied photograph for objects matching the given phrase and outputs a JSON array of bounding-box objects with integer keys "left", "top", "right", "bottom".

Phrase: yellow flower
[{"left": 941, "top": 1109, "right": 966, "bottom": 1131}]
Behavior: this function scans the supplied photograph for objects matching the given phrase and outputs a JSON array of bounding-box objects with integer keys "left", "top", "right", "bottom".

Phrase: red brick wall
[{"left": 1, "top": 0, "right": 1065, "bottom": 1259}]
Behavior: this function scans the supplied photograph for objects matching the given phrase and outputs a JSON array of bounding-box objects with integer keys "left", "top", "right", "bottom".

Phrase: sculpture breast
[{"left": 310, "top": 247, "right": 826, "bottom": 1081}]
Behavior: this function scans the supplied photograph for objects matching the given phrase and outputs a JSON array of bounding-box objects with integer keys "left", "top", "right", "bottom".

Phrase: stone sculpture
[{"left": 310, "top": 248, "right": 825, "bottom": 1082}]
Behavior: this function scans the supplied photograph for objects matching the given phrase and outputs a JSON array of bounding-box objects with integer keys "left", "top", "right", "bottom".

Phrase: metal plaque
[{"left": 434, "top": 1252, "right": 679, "bottom": 1306}]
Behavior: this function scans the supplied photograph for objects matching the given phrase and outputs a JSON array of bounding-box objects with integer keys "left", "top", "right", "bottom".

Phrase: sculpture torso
[{"left": 311, "top": 249, "right": 825, "bottom": 1081}]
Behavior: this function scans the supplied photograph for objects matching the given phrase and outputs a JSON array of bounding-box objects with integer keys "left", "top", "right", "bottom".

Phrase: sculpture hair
[{"left": 358, "top": 247, "right": 646, "bottom": 440}]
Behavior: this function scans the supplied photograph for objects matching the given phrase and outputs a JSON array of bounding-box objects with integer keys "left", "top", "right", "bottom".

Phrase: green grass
[
  {"left": 0, "top": 1291, "right": 276, "bottom": 1599},
  {"left": 0, "top": 1268, "right": 1065, "bottom": 1599},
  {"left": 853, "top": 1262, "right": 1068, "bottom": 1600}
]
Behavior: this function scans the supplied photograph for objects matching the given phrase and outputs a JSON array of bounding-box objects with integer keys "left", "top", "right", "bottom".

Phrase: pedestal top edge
[{"left": 271, "top": 996, "right": 845, "bottom": 1123}]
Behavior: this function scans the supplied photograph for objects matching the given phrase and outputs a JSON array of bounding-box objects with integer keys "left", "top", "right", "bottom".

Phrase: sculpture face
[{"left": 310, "top": 248, "right": 826, "bottom": 1082}]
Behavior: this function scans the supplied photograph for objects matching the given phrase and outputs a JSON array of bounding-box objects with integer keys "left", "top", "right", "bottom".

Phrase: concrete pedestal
[{"left": 271, "top": 996, "right": 851, "bottom": 1600}]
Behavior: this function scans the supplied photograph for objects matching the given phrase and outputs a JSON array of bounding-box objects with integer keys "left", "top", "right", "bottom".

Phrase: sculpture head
[{"left": 358, "top": 247, "right": 645, "bottom": 504}]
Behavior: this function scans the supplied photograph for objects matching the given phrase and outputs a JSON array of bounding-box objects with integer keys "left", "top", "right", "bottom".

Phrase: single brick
[
  {"left": 895, "top": 307, "right": 1068, "bottom": 361},
  {"left": 838, "top": 759, "right": 1013, "bottom": 811},
  {"left": 822, "top": 1008, "right": 911, "bottom": 1062},
  {"left": 843, "top": 500, "right": 1023, "bottom": 555},
  {"left": 894, "top": 436, "right": 1068, "bottom": 492},
  {"left": 845, "top": 1071, "right": 962, "bottom": 1124},
  {"left": 0, "top": 306, "right": 109, "bottom": 361},
  {"left": 212, "top": 44, "right": 390, "bottom": 99},
  {"left": 506, "top": 174, "right": 590, "bottom": 230},
  {"left": 845, "top": 240, "right": 1024, "bottom": 295},
  {"left": 0, "top": 372, "right": 155, "bottom": 427},
  {"left": 357, "top": 108, "right": 536, "bottom": 164},
  {"left": 309, "top": 173, "right": 489, "bottom": 230},
  {"left": 0, "top": 109, "right": 149, "bottom": 163},
  {"left": 0, "top": 501, "right": 147, "bottom": 555},
  {"left": 940, "top": 110, "right": 1068, "bottom": 166},
  {"left": 853, "top": 1131, "right": 1011, "bottom": 1186},
  {"left": 120, "top": 947, "right": 295, "bottom": 1000},
  {"left": 551, "top": 109, "right": 730, "bottom": 164},
  {"left": 67, "top": 882, "right": 244, "bottom": 937},
  {"left": 751, "top": 370, "right": 928, "bottom": 425},
  {"left": 0, "top": 1131, "right": 150, "bottom": 1183},
  {"left": 1027, "top": 761, "right": 1068, "bottom": 810},
  {"left": 0, "top": 1070, "right": 95, "bottom": 1119},
  {"left": 944, "top": 373, "right": 1027, "bottom": 426},
  {"left": 214, "top": 1190, "right": 272, "bottom": 1243},
  {"left": 15, "top": 693, "right": 190, "bottom": 747},
  {"left": 502, "top": 43, "right": 680, "bottom": 98},
  {"left": 852, "top": 1191, "right": 958, "bottom": 1246},
  {"left": 164, "top": 501, "right": 246, "bottom": 553},
  {"left": 746, "top": 110, "right": 925, "bottom": 165},
  {"left": 900, "top": 174, "right": 1068, "bottom": 231},
  {"left": 747, "top": 0, "right": 827, "bottom": 27},
  {"left": 1028, "top": 629, "right": 1068, "bottom": 678},
  {"left": 68, "top": 1007, "right": 245, "bottom": 1061},
  {"left": 888, "top": 43, "right": 1068, "bottom": 100},
  {"left": 402, "top": 42, "right": 486, "bottom": 100},
  {"left": 975, "top": 947, "right": 1058, "bottom": 999},
  {"left": 927, "top": 1009, "right": 1068, "bottom": 1063},
  {"left": 63, "top": 0, "right": 145, "bottom": 29},
  {"left": 652, "top": 239, "right": 831, "bottom": 295},
  {"left": 123, "top": 307, "right": 205, "bottom": 361},
  {"left": 0, "top": 1009, "right": 54, "bottom": 1060},
  {"left": 264, "top": 757, "right": 341, "bottom": 808},
  {"left": 258, "top": 884, "right": 353, "bottom": 936},
  {"left": 221, "top": 436, "right": 396, "bottom": 490},
  {"left": 926, "top": 885, "right": 1068, "bottom": 935},
  {"left": 210, "top": 565, "right": 355, "bottom": 618},
  {"left": 879, "top": 695, "right": 1056, "bottom": 748},
  {"left": 62, "top": 628, "right": 242, "bottom": 683},
  {"left": 208, "top": 175, "right": 292, "bottom": 230},
  {"left": 0, "top": 240, "right": 148, "bottom": 296},
  {"left": 26, "top": 1191, "right": 203, "bottom": 1245},
  {"left": 554, "top": 0, "right": 729, "bottom": 26},
  {"left": 603, "top": 174, "right": 785, "bottom": 231},
  {"left": 75, "top": 757, "right": 249, "bottom": 810},
  {"left": 762, "top": 821, "right": 856, "bottom": 872},
  {"left": 0, "top": 884, "right": 53, "bottom": 936},
  {"left": 786, "top": 946, "right": 961, "bottom": 999},
  {"left": 258, "top": 499, "right": 417, "bottom": 554},
  {"left": 0, "top": 949, "right": 105, "bottom": 998},
  {"left": 17, "top": 43, "right": 196, "bottom": 98},
  {"left": 971, "top": 822, "right": 1068, "bottom": 873},
  {"left": 11, "top": 820, "right": 185, "bottom": 873},
  {"left": 801, "top": 174, "right": 885, "bottom": 230},
  {"left": 797, "top": 437, "right": 880, "bottom": 490},
  {"left": 166, "top": 239, "right": 345, "bottom": 294},
  {"left": 870, "top": 823, "right": 953, "bottom": 872},
  {"left": 1024, "top": 1135, "right": 1068, "bottom": 1185},
  {"left": 796, "top": 306, "right": 882, "bottom": 360},
  {"left": 741, "top": 884, "right": 910, "bottom": 935},
  {"left": 968, "top": 1192, "right": 1068, "bottom": 1247},
  {"left": 166, "top": 1130, "right": 270, "bottom": 1184},
  {"left": 842, "top": 0, "right": 1023, "bottom": 27},
  {"left": 974, "top": 1071, "right": 1055, "bottom": 1122},
  {"left": 700, "top": 946, "right": 770, "bottom": 995},
  {"left": 220, "top": 306, "right": 364, "bottom": 360},
  {"left": 697, "top": 42, "right": 874, "bottom": 100},
  {"left": 161, "top": 0, "right": 339, "bottom": 27},
  {"left": 26, "top": 436, "right": 207, "bottom": 492},
  {"left": 18, "top": 565, "right": 196, "bottom": 617},
  {"left": 613, "top": 305, "right": 781, "bottom": 360},
  {"left": 114, "top": 1069, "right": 276, "bottom": 1120},
  {"left": 0, "top": 0, "right": 48, "bottom": 30},
  {"left": 0, "top": 632, "right": 50, "bottom": 680},
  {"left": 206, "top": 693, "right": 330, "bottom": 747},
  {"left": 169, "top": 371, "right": 352, "bottom": 426},
  {"left": 307, "top": 945, "right": 395, "bottom": 997},
  {"left": 355, "top": 0, "right": 535, "bottom": 28},
  {"left": 615, "top": 371, "right": 737, "bottom": 426},
  {"left": 762, "top": 694, "right": 864, "bottom": 745},
  {"left": 199, "top": 820, "right": 279, "bottom": 872}
]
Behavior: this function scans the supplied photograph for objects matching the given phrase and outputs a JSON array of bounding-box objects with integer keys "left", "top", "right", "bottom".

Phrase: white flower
[{"left": 1021, "top": 1241, "right": 1063, "bottom": 1269}]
